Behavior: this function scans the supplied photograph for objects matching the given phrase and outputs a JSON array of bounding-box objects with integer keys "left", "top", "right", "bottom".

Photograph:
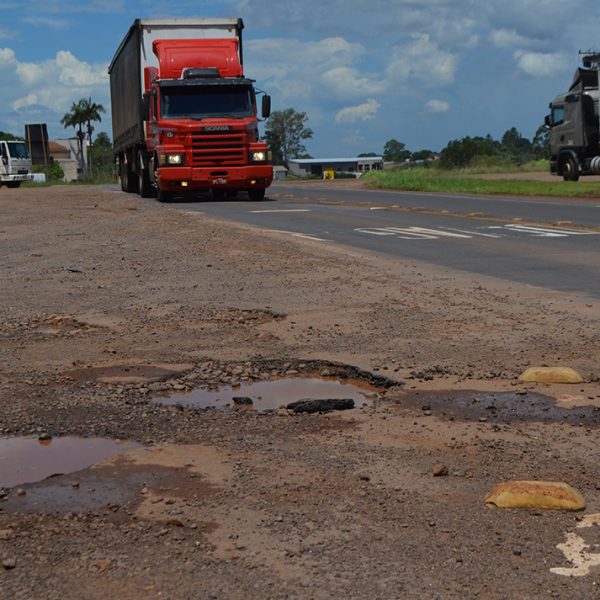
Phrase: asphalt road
[{"left": 166, "top": 183, "right": 600, "bottom": 299}]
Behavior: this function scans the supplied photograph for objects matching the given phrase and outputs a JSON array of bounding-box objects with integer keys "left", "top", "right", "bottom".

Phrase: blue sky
[{"left": 1, "top": 0, "right": 599, "bottom": 156}]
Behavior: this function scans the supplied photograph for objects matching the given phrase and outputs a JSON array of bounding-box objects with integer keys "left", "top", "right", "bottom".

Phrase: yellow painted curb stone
[
  {"left": 518, "top": 367, "right": 584, "bottom": 384},
  {"left": 485, "top": 481, "right": 586, "bottom": 511}
]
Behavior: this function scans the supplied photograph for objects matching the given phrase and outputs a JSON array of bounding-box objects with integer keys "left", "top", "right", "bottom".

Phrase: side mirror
[
  {"left": 0, "top": 145, "right": 7, "bottom": 165},
  {"left": 142, "top": 94, "right": 151, "bottom": 122},
  {"left": 261, "top": 95, "right": 271, "bottom": 119},
  {"left": 544, "top": 115, "right": 551, "bottom": 128}
]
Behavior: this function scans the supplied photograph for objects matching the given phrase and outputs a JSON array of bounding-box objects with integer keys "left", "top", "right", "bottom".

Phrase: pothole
[
  {"left": 63, "top": 362, "right": 194, "bottom": 384},
  {"left": 0, "top": 436, "right": 141, "bottom": 489},
  {"left": 396, "top": 390, "right": 600, "bottom": 425},
  {"left": 152, "top": 377, "right": 381, "bottom": 412}
]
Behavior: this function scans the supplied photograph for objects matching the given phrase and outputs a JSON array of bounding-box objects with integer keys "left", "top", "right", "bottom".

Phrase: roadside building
[
  {"left": 287, "top": 156, "right": 383, "bottom": 178},
  {"left": 49, "top": 139, "right": 84, "bottom": 181},
  {"left": 273, "top": 165, "right": 288, "bottom": 180}
]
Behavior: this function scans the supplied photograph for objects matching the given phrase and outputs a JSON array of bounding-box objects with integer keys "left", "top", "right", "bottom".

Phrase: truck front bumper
[
  {"left": 2, "top": 173, "right": 33, "bottom": 183},
  {"left": 157, "top": 165, "right": 273, "bottom": 192}
]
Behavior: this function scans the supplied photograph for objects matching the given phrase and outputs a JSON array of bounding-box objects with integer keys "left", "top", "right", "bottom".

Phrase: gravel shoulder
[{"left": 1, "top": 185, "right": 600, "bottom": 599}]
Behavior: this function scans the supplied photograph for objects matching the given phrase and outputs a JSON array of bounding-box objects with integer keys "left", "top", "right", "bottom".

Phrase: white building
[{"left": 287, "top": 156, "right": 383, "bottom": 178}]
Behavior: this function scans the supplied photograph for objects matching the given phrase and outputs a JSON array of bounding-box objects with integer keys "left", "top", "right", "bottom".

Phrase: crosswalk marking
[
  {"left": 355, "top": 226, "right": 471, "bottom": 240},
  {"left": 502, "top": 224, "right": 594, "bottom": 237},
  {"left": 355, "top": 224, "right": 598, "bottom": 241}
]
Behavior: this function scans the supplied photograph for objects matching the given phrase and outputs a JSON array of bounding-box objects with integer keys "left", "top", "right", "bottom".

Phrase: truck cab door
[{"left": 0, "top": 142, "right": 8, "bottom": 174}]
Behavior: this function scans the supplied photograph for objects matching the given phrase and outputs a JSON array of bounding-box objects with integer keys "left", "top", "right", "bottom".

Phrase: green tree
[
  {"left": 358, "top": 152, "right": 379, "bottom": 157},
  {"left": 383, "top": 139, "right": 411, "bottom": 162},
  {"left": 78, "top": 97, "right": 105, "bottom": 175},
  {"left": 265, "top": 108, "right": 313, "bottom": 165},
  {"left": 91, "top": 132, "right": 114, "bottom": 179},
  {"left": 0, "top": 131, "right": 23, "bottom": 141},
  {"left": 499, "top": 127, "right": 533, "bottom": 164},
  {"left": 439, "top": 136, "right": 498, "bottom": 169},
  {"left": 61, "top": 101, "right": 86, "bottom": 172},
  {"left": 532, "top": 124, "right": 550, "bottom": 159},
  {"left": 60, "top": 97, "right": 105, "bottom": 175},
  {"left": 410, "top": 149, "right": 435, "bottom": 161}
]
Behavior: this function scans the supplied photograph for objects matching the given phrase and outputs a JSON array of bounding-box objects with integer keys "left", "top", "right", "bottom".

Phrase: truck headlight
[
  {"left": 250, "top": 151, "right": 267, "bottom": 162},
  {"left": 159, "top": 153, "right": 185, "bottom": 166}
]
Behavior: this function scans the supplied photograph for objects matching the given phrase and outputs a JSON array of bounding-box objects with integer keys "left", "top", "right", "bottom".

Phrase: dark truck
[
  {"left": 546, "top": 52, "right": 600, "bottom": 181},
  {"left": 108, "top": 18, "right": 272, "bottom": 201}
]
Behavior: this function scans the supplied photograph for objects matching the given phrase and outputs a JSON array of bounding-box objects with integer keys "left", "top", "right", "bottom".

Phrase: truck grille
[{"left": 190, "top": 132, "right": 245, "bottom": 167}]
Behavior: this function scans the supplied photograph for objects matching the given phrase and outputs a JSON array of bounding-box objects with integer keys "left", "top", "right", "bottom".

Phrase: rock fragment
[
  {"left": 286, "top": 398, "right": 355, "bottom": 414},
  {"left": 518, "top": 367, "right": 583, "bottom": 384},
  {"left": 485, "top": 481, "right": 585, "bottom": 511}
]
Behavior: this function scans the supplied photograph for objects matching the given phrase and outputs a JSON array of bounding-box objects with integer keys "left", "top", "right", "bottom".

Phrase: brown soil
[{"left": 1, "top": 185, "right": 600, "bottom": 599}]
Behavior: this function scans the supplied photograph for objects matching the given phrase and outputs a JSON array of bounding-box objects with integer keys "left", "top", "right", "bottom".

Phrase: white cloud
[
  {"left": 16, "top": 61, "right": 43, "bottom": 85},
  {"left": 0, "top": 46, "right": 109, "bottom": 137},
  {"left": 490, "top": 28, "right": 531, "bottom": 48},
  {"left": 321, "top": 66, "right": 387, "bottom": 98},
  {"left": 335, "top": 99, "right": 380, "bottom": 124},
  {"left": 0, "top": 27, "right": 17, "bottom": 39},
  {"left": 11, "top": 93, "right": 38, "bottom": 110},
  {"left": 387, "top": 34, "right": 457, "bottom": 86},
  {"left": 0, "top": 47, "right": 16, "bottom": 67},
  {"left": 22, "top": 16, "right": 69, "bottom": 29},
  {"left": 246, "top": 37, "right": 368, "bottom": 103},
  {"left": 425, "top": 100, "right": 450, "bottom": 113},
  {"left": 514, "top": 51, "right": 569, "bottom": 78}
]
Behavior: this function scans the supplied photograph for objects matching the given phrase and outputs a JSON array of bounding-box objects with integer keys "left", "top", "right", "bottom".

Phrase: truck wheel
[
  {"left": 157, "top": 189, "right": 173, "bottom": 203},
  {"left": 248, "top": 189, "right": 265, "bottom": 201},
  {"left": 120, "top": 156, "right": 138, "bottom": 192},
  {"left": 562, "top": 156, "right": 580, "bottom": 181},
  {"left": 137, "top": 153, "right": 153, "bottom": 198},
  {"left": 6, "top": 182, "right": 21, "bottom": 188}
]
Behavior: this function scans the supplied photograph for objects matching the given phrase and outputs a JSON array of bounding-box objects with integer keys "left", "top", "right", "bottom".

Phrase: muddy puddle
[
  {"left": 153, "top": 377, "right": 379, "bottom": 412},
  {"left": 0, "top": 445, "right": 223, "bottom": 518},
  {"left": 0, "top": 436, "right": 141, "bottom": 489},
  {"left": 397, "top": 390, "right": 600, "bottom": 425}
]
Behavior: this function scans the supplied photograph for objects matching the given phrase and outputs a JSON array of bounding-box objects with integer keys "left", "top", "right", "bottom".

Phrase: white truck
[{"left": 0, "top": 139, "right": 33, "bottom": 187}]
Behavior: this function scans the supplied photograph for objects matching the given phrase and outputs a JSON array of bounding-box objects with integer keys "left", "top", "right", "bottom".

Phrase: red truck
[{"left": 108, "top": 18, "right": 272, "bottom": 202}]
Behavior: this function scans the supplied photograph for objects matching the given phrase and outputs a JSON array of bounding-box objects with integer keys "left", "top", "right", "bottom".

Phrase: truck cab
[
  {"left": 0, "top": 140, "right": 33, "bottom": 188},
  {"left": 109, "top": 19, "right": 273, "bottom": 202},
  {"left": 546, "top": 61, "right": 600, "bottom": 181}
]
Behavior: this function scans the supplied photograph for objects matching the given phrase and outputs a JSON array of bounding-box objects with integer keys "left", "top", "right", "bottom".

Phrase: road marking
[
  {"left": 551, "top": 513, "right": 600, "bottom": 577},
  {"left": 250, "top": 209, "right": 311, "bottom": 213},
  {"left": 440, "top": 227, "right": 502, "bottom": 238},
  {"left": 268, "top": 229, "right": 330, "bottom": 242},
  {"left": 369, "top": 207, "right": 387, "bottom": 211},
  {"left": 291, "top": 233, "right": 330, "bottom": 242},
  {"left": 355, "top": 226, "right": 472, "bottom": 240},
  {"left": 502, "top": 224, "right": 597, "bottom": 237}
]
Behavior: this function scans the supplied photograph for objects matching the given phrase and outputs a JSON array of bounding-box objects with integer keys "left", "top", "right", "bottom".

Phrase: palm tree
[
  {"left": 78, "top": 98, "right": 105, "bottom": 175},
  {"left": 60, "top": 101, "right": 86, "bottom": 173},
  {"left": 60, "top": 98, "right": 105, "bottom": 175}
]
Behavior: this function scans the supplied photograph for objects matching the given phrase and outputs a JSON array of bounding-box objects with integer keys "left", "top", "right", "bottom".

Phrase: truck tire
[
  {"left": 137, "top": 152, "right": 153, "bottom": 198},
  {"left": 157, "top": 189, "right": 173, "bottom": 203},
  {"left": 120, "top": 156, "right": 138, "bottom": 193},
  {"left": 562, "top": 156, "right": 580, "bottom": 181},
  {"left": 248, "top": 189, "right": 265, "bottom": 201},
  {"left": 6, "top": 182, "right": 21, "bottom": 188}
]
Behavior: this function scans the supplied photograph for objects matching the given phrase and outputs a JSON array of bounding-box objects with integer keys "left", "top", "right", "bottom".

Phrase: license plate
[{"left": 212, "top": 178, "right": 227, "bottom": 185}]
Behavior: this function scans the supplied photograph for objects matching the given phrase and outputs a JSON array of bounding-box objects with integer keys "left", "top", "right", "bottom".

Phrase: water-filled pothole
[
  {"left": 397, "top": 390, "right": 600, "bottom": 425},
  {"left": 0, "top": 436, "right": 141, "bottom": 488},
  {"left": 153, "top": 377, "right": 379, "bottom": 412}
]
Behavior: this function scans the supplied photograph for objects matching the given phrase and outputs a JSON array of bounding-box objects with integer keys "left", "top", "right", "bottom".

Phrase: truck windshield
[
  {"left": 160, "top": 85, "right": 253, "bottom": 119},
  {"left": 7, "top": 142, "right": 30, "bottom": 159}
]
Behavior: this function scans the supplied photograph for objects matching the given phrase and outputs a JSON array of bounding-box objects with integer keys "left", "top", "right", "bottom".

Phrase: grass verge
[{"left": 363, "top": 168, "right": 600, "bottom": 198}]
